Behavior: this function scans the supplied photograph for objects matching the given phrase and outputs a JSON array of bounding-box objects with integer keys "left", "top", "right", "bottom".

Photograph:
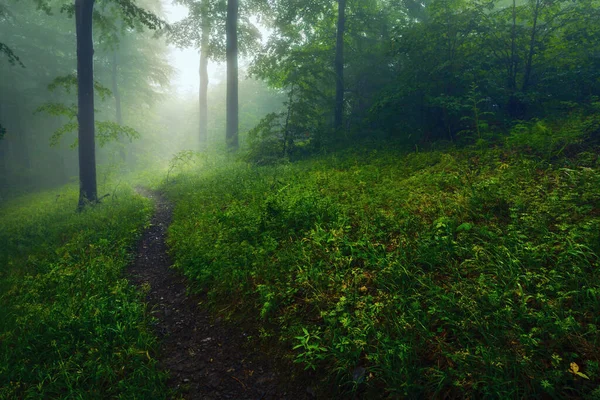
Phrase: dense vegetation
[
  {"left": 1, "top": 0, "right": 600, "bottom": 397},
  {"left": 163, "top": 129, "right": 600, "bottom": 397},
  {"left": 0, "top": 184, "right": 169, "bottom": 398}
]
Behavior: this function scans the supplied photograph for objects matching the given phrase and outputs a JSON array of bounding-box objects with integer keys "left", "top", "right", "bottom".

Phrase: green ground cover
[
  {"left": 0, "top": 185, "right": 168, "bottom": 399},
  {"left": 164, "top": 146, "right": 600, "bottom": 398}
]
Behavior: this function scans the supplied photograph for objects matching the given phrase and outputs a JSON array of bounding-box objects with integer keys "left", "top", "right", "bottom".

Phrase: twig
[{"left": 231, "top": 375, "right": 246, "bottom": 390}]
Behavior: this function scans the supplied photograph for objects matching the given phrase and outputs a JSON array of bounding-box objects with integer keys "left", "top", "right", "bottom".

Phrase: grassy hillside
[
  {"left": 164, "top": 145, "right": 600, "bottom": 398},
  {"left": 0, "top": 185, "right": 168, "bottom": 399}
]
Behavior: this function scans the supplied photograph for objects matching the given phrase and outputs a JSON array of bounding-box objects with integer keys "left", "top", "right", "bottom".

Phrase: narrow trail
[{"left": 126, "top": 189, "right": 311, "bottom": 400}]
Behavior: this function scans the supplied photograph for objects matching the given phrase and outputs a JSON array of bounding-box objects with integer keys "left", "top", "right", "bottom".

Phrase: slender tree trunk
[
  {"left": 199, "top": 5, "right": 209, "bottom": 146},
  {"left": 509, "top": 0, "right": 518, "bottom": 91},
  {"left": 0, "top": 104, "right": 7, "bottom": 176},
  {"left": 282, "top": 83, "right": 295, "bottom": 158},
  {"left": 334, "top": 0, "right": 346, "bottom": 131},
  {"left": 75, "top": 0, "right": 97, "bottom": 208},
  {"left": 522, "top": 0, "right": 541, "bottom": 93},
  {"left": 507, "top": 0, "right": 522, "bottom": 117},
  {"left": 226, "top": 0, "right": 238, "bottom": 150}
]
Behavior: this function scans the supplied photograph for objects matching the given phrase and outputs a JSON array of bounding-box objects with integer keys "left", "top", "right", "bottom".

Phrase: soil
[{"left": 126, "top": 189, "right": 313, "bottom": 400}]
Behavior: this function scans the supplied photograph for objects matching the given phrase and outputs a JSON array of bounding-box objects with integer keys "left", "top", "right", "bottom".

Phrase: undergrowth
[
  {"left": 164, "top": 143, "right": 600, "bottom": 398},
  {"left": 0, "top": 185, "right": 168, "bottom": 398}
]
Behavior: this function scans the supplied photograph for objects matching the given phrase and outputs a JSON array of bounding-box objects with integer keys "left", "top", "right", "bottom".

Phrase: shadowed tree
[
  {"left": 334, "top": 0, "right": 346, "bottom": 130},
  {"left": 72, "top": 0, "right": 164, "bottom": 208},
  {"left": 226, "top": 0, "right": 239, "bottom": 149},
  {"left": 75, "top": 0, "right": 97, "bottom": 208}
]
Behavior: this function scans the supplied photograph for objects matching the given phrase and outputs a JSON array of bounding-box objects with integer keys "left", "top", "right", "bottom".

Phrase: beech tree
[
  {"left": 334, "top": 0, "right": 346, "bottom": 131},
  {"left": 168, "top": 0, "right": 260, "bottom": 147},
  {"left": 226, "top": 0, "right": 239, "bottom": 149},
  {"left": 75, "top": 0, "right": 97, "bottom": 208},
  {"left": 72, "top": 0, "right": 163, "bottom": 208},
  {"left": 168, "top": 0, "right": 224, "bottom": 145}
]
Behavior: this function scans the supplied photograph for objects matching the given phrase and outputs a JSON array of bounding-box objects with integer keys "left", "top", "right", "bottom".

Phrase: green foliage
[
  {"left": 507, "top": 108, "right": 598, "bottom": 158},
  {"left": 166, "top": 150, "right": 201, "bottom": 182},
  {"left": 0, "top": 184, "right": 168, "bottom": 398},
  {"left": 0, "top": 42, "right": 24, "bottom": 67},
  {"left": 245, "top": 112, "right": 288, "bottom": 164},
  {"left": 164, "top": 144, "right": 600, "bottom": 397},
  {"left": 35, "top": 77, "right": 140, "bottom": 149}
]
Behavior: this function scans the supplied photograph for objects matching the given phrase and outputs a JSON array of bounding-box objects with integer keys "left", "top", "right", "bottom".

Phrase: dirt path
[{"left": 126, "top": 189, "right": 311, "bottom": 400}]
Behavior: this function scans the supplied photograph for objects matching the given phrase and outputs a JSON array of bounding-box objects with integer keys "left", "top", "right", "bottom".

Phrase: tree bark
[
  {"left": 226, "top": 0, "right": 239, "bottom": 150},
  {"left": 507, "top": 0, "right": 523, "bottom": 118},
  {"left": 334, "top": 0, "right": 346, "bottom": 131},
  {"left": 509, "top": 0, "right": 518, "bottom": 92},
  {"left": 199, "top": 3, "right": 210, "bottom": 146},
  {"left": 76, "top": 0, "right": 97, "bottom": 208},
  {"left": 522, "top": 0, "right": 541, "bottom": 93}
]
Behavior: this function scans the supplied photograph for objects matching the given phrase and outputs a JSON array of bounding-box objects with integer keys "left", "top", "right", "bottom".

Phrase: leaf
[
  {"left": 570, "top": 362, "right": 579, "bottom": 373},
  {"left": 457, "top": 222, "right": 473, "bottom": 232},
  {"left": 569, "top": 362, "right": 590, "bottom": 379},
  {"left": 577, "top": 371, "right": 590, "bottom": 380}
]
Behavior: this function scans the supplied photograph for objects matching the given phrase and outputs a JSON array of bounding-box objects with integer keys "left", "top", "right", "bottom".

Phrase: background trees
[
  {"left": 247, "top": 0, "right": 599, "bottom": 157},
  {"left": 0, "top": 0, "right": 171, "bottom": 199}
]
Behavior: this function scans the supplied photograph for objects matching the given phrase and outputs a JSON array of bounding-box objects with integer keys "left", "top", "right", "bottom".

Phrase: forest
[{"left": 1, "top": 0, "right": 599, "bottom": 398}]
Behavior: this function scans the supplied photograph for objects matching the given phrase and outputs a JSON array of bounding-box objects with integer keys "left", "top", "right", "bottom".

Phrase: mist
[{"left": 1, "top": 0, "right": 600, "bottom": 398}]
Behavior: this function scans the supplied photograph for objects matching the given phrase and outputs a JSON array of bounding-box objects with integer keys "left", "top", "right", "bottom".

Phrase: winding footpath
[{"left": 126, "top": 189, "right": 311, "bottom": 400}]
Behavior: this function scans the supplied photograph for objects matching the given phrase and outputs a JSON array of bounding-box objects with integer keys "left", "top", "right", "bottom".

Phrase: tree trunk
[
  {"left": 76, "top": 0, "right": 97, "bottom": 208},
  {"left": 522, "top": 0, "right": 541, "bottom": 93},
  {"left": 199, "top": 3, "right": 209, "bottom": 146},
  {"left": 226, "top": 0, "right": 239, "bottom": 150},
  {"left": 507, "top": 0, "right": 523, "bottom": 118},
  {"left": 509, "top": 0, "right": 518, "bottom": 92},
  {"left": 334, "top": 0, "right": 346, "bottom": 131}
]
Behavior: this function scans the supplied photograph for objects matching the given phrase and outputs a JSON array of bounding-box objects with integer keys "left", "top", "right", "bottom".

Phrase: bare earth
[{"left": 127, "top": 189, "right": 312, "bottom": 400}]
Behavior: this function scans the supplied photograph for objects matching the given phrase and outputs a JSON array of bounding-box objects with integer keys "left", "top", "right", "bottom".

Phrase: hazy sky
[{"left": 163, "top": 2, "right": 223, "bottom": 94}]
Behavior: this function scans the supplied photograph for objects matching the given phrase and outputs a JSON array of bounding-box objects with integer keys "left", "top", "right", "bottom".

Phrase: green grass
[
  {"left": 0, "top": 184, "right": 169, "bottom": 399},
  {"left": 163, "top": 146, "right": 600, "bottom": 398}
]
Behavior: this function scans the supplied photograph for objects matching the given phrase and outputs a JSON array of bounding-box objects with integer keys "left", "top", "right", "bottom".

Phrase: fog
[
  {"left": 1, "top": 0, "right": 599, "bottom": 201},
  {"left": 0, "top": 0, "right": 284, "bottom": 199}
]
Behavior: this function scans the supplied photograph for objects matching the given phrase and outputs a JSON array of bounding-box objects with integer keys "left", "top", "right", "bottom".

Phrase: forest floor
[{"left": 127, "top": 188, "right": 312, "bottom": 400}]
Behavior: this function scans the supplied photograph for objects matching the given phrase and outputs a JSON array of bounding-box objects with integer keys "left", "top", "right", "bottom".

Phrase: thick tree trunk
[
  {"left": 199, "top": 8, "right": 209, "bottom": 146},
  {"left": 226, "top": 0, "right": 239, "bottom": 150},
  {"left": 334, "top": 0, "right": 346, "bottom": 131},
  {"left": 75, "top": 0, "right": 97, "bottom": 208}
]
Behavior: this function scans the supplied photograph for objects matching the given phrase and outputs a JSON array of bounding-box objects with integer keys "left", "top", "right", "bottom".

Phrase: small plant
[
  {"left": 166, "top": 150, "right": 199, "bottom": 182},
  {"left": 293, "top": 328, "right": 328, "bottom": 371},
  {"left": 460, "top": 83, "right": 495, "bottom": 143}
]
